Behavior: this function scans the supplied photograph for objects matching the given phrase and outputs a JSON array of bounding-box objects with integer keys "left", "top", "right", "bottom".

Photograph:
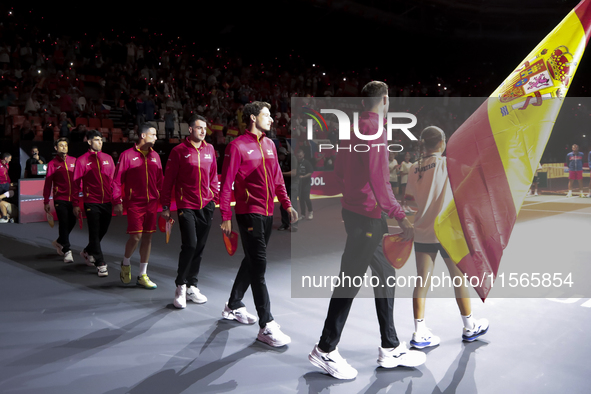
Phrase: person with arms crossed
[
  {"left": 25, "top": 146, "right": 46, "bottom": 178},
  {"left": 113, "top": 124, "right": 163, "bottom": 289},
  {"left": 406, "top": 126, "right": 489, "bottom": 350},
  {"left": 73, "top": 130, "right": 116, "bottom": 277},
  {"left": 219, "top": 101, "right": 298, "bottom": 347},
  {"left": 43, "top": 138, "right": 77, "bottom": 263},
  {"left": 161, "top": 115, "right": 218, "bottom": 308},
  {"left": 308, "top": 81, "right": 425, "bottom": 380}
]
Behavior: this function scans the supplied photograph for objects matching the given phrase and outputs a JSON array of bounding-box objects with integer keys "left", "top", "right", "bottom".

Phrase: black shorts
[
  {"left": 390, "top": 181, "right": 398, "bottom": 188},
  {"left": 414, "top": 242, "right": 450, "bottom": 258},
  {"left": 0, "top": 183, "right": 9, "bottom": 194},
  {"left": 532, "top": 175, "right": 539, "bottom": 184}
]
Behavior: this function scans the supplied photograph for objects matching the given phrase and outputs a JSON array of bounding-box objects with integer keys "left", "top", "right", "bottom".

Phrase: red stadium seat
[
  {"left": 76, "top": 117, "right": 88, "bottom": 127},
  {"left": 12, "top": 116, "right": 25, "bottom": 127},
  {"left": 101, "top": 118, "right": 114, "bottom": 129},
  {"left": 111, "top": 128, "right": 123, "bottom": 142},
  {"left": 88, "top": 118, "right": 101, "bottom": 129},
  {"left": 7, "top": 106, "right": 19, "bottom": 116},
  {"left": 99, "top": 128, "right": 110, "bottom": 141}
]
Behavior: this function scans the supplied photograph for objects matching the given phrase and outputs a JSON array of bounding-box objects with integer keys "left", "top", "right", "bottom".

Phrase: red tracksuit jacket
[
  {"left": 73, "top": 150, "right": 116, "bottom": 205},
  {"left": 0, "top": 162, "right": 10, "bottom": 184},
  {"left": 160, "top": 138, "right": 219, "bottom": 210},
  {"left": 220, "top": 131, "right": 291, "bottom": 221},
  {"left": 112, "top": 145, "right": 163, "bottom": 205},
  {"left": 334, "top": 111, "right": 406, "bottom": 220},
  {"left": 43, "top": 155, "right": 76, "bottom": 204}
]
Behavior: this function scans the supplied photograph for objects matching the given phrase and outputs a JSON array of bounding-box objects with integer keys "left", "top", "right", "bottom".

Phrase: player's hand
[
  {"left": 397, "top": 217, "right": 414, "bottom": 241},
  {"left": 221, "top": 220, "right": 232, "bottom": 237},
  {"left": 287, "top": 207, "right": 298, "bottom": 223},
  {"left": 114, "top": 203, "right": 123, "bottom": 216},
  {"left": 73, "top": 206, "right": 81, "bottom": 217},
  {"left": 161, "top": 209, "right": 170, "bottom": 221},
  {"left": 44, "top": 204, "right": 51, "bottom": 214}
]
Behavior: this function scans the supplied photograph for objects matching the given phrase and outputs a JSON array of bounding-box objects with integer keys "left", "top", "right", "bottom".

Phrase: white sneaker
[
  {"left": 377, "top": 342, "right": 426, "bottom": 368},
  {"left": 566, "top": 191, "right": 573, "bottom": 197},
  {"left": 63, "top": 250, "right": 74, "bottom": 263},
  {"left": 80, "top": 250, "right": 95, "bottom": 267},
  {"left": 52, "top": 240, "right": 64, "bottom": 256},
  {"left": 308, "top": 344, "right": 358, "bottom": 380},
  {"left": 187, "top": 286, "right": 207, "bottom": 304},
  {"left": 534, "top": 192, "right": 538, "bottom": 196},
  {"left": 410, "top": 329, "right": 441, "bottom": 349},
  {"left": 97, "top": 265, "right": 108, "bottom": 277},
  {"left": 222, "top": 302, "right": 258, "bottom": 324},
  {"left": 462, "top": 318, "right": 489, "bottom": 342},
  {"left": 174, "top": 284, "right": 187, "bottom": 309},
  {"left": 257, "top": 321, "right": 291, "bottom": 347},
  {"left": 307, "top": 212, "right": 313, "bottom": 220}
]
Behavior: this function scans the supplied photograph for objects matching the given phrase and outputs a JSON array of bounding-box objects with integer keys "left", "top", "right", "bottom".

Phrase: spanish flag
[{"left": 435, "top": 0, "right": 591, "bottom": 301}]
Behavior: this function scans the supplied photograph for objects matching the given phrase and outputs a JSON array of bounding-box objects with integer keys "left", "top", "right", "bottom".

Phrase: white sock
[
  {"left": 139, "top": 263, "right": 148, "bottom": 276},
  {"left": 122, "top": 257, "right": 131, "bottom": 266},
  {"left": 414, "top": 318, "right": 426, "bottom": 333},
  {"left": 462, "top": 314, "right": 475, "bottom": 330}
]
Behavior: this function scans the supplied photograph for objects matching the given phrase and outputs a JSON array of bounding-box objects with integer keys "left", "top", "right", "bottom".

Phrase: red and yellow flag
[{"left": 435, "top": 0, "right": 591, "bottom": 301}]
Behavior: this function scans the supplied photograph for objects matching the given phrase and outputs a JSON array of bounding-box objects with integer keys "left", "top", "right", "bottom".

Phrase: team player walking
[{"left": 40, "top": 86, "right": 489, "bottom": 380}]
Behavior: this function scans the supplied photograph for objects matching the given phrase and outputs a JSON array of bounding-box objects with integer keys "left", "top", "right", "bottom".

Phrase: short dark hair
[
  {"left": 31, "top": 146, "right": 39, "bottom": 152},
  {"left": 140, "top": 123, "right": 155, "bottom": 136},
  {"left": 188, "top": 114, "right": 207, "bottom": 127},
  {"left": 86, "top": 129, "right": 102, "bottom": 141},
  {"left": 54, "top": 137, "right": 69, "bottom": 148},
  {"left": 2, "top": 152, "right": 11, "bottom": 159},
  {"left": 243, "top": 101, "right": 271, "bottom": 124},
  {"left": 361, "top": 81, "right": 388, "bottom": 109}
]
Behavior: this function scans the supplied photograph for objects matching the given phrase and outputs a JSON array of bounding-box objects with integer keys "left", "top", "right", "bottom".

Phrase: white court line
[
  {"left": 522, "top": 196, "right": 584, "bottom": 207},
  {"left": 520, "top": 208, "right": 591, "bottom": 215}
]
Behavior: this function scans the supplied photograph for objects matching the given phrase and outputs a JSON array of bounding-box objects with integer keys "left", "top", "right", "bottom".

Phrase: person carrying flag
[
  {"left": 73, "top": 130, "right": 116, "bottom": 277},
  {"left": 113, "top": 124, "right": 163, "bottom": 289},
  {"left": 161, "top": 115, "right": 218, "bottom": 308},
  {"left": 43, "top": 138, "right": 77, "bottom": 263},
  {"left": 406, "top": 126, "right": 489, "bottom": 350},
  {"left": 219, "top": 101, "right": 297, "bottom": 347}
]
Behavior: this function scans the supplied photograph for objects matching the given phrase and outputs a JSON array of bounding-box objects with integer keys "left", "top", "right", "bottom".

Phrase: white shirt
[
  {"left": 388, "top": 159, "right": 398, "bottom": 182},
  {"left": 405, "top": 154, "right": 452, "bottom": 243},
  {"left": 399, "top": 160, "right": 413, "bottom": 184}
]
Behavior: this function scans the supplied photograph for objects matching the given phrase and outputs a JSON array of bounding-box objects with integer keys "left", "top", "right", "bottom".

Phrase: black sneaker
[{"left": 278, "top": 225, "right": 289, "bottom": 231}]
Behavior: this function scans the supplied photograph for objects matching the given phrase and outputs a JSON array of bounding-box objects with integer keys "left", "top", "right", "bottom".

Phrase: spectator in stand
[
  {"left": 58, "top": 112, "right": 73, "bottom": 138},
  {"left": 24, "top": 146, "right": 46, "bottom": 178},
  {"left": 144, "top": 95, "right": 156, "bottom": 122},
  {"left": 388, "top": 152, "right": 399, "bottom": 197},
  {"left": 164, "top": 106, "right": 176, "bottom": 139}
]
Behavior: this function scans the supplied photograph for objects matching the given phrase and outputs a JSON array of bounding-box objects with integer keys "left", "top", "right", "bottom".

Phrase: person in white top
[
  {"left": 405, "top": 126, "right": 489, "bottom": 349},
  {"left": 388, "top": 152, "right": 399, "bottom": 196},
  {"left": 398, "top": 152, "right": 414, "bottom": 213}
]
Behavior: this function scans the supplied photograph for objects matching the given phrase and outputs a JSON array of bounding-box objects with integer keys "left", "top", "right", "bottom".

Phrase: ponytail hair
[{"left": 417, "top": 126, "right": 445, "bottom": 180}]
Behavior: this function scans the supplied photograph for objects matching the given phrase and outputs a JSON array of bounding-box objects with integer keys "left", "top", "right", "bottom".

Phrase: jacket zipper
[{"left": 257, "top": 138, "right": 269, "bottom": 216}]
